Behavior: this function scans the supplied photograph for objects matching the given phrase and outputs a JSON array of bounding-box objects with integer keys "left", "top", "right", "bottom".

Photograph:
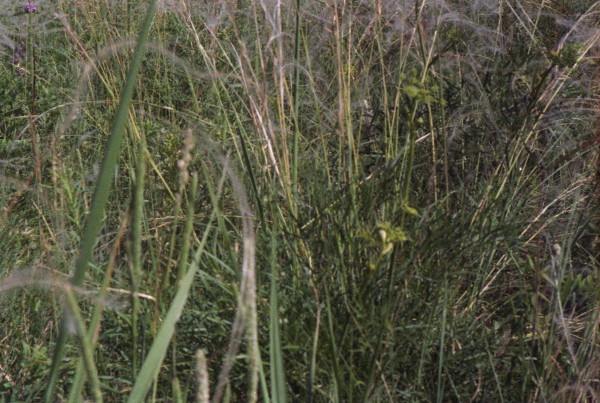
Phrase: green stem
[
  {"left": 66, "top": 216, "right": 128, "bottom": 402},
  {"left": 291, "top": 0, "right": 302, "bottom": 198},
  {"left": 170, "top": 173, "right": 198, "bottom": 385},
  {"left": 64, "top": 289, "right": 103, "bottom": 403},
  {"left": 176, "top": 174, "right": 198, "bottom": 284},
  {"left": 131, "top": 133, "right": 146, "bottom": 376}
]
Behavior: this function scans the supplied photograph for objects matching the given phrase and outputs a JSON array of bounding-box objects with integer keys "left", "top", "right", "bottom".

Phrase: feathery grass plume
[
  {"left": 0, "top": 267, "right": 127, "bottom": 311},
  {"left": 199, "top": 139, "right": 258, "bottom": 403},
  {"left": 195, "top": 349, "right": 210, "bottom": 403}
]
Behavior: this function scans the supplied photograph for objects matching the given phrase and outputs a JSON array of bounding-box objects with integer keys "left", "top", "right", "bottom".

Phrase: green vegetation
[{"left": 1, "top": 0, "right": 600, "bottom": 401}]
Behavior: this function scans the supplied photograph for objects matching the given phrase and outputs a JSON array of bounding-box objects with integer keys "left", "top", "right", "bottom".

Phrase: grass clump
[{"left": 1, "top": 0, "right": 600, "bottom": 401}]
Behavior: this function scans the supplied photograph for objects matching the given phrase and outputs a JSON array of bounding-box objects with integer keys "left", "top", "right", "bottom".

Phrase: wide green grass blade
[
  {"left": 44, "top": 1, "right": 158, "bottom": 401},
  {"left": 127, "top": 207, "right": 215, "bottom": 403},
  {"left": 269, "top": 232, "right": 287, "bottom": 403}
]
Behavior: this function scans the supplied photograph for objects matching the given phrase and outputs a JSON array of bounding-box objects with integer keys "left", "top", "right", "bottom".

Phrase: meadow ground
[{"left": 1, "top": 0, "right": 600, "bottom": 401}]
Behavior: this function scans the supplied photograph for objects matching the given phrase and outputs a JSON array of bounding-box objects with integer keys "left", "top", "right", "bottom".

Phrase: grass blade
[
  {"left": 63, "top": 289, "right": 103, "bottom": 403},
  {"left": 269, "top": 232, "right": 287, "bottom": 403},
  {"left": 44, "top": 1, "right": 158, "bottom": 401},
  {"left": 127, "top": 204, "right": 215, "bottom": 402},
  {"left": 131, "top": 132, "right": 147, "bottom": 376},
  {"left": 66, "top": 216, "right": 130, "bottom": 402}
]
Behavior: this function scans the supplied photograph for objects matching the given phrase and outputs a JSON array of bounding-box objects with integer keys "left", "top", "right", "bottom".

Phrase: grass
[{"left": 1, "top": 0, "right": 600, "bottom": 401}]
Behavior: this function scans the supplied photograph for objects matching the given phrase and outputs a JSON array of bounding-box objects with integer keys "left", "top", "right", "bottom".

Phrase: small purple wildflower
[{"left": 24, "top": 1, "right": 37, "bottom": 13}]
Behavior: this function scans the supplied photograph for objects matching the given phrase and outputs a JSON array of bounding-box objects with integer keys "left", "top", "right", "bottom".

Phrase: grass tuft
[{"left": 1, "top": 0, "right": 600, "bottom": 401}]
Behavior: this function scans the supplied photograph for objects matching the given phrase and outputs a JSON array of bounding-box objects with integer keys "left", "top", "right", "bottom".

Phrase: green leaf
[{"left": 402, "top": 203, "right": 419, "bottom": 217}]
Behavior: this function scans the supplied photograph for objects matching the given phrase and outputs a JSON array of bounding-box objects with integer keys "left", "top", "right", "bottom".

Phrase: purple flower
[{"left": 24, "top": 1, "right": 37, "bottom": 13}]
